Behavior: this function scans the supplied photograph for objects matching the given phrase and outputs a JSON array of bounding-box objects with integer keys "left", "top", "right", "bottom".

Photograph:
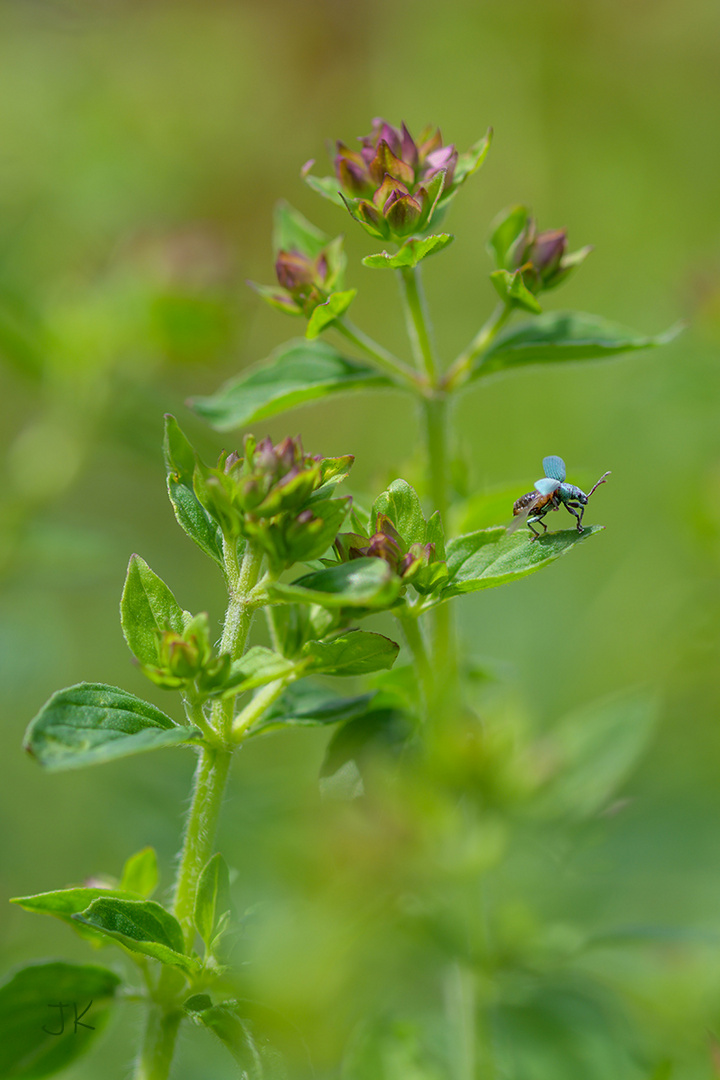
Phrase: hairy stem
[
  {"left": 172, "top": 746, "right": 233, "bottom": 947},
  {"left": 134, "top": 1005, "right": 183, "bottom": 1080},
  {"left": 399, "top": 265, "right": 438, "bottom": 381},
  {"left": 212, "top": 539, "right": 265, "bottom": 741},
  {"left": 336, "top": 318, "right": 419, "bottom": 385}
]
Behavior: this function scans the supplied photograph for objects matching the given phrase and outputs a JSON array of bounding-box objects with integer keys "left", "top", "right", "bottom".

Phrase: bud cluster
[
  {"left": 303, "top": 118, "right": 491, "bottom": 243},
  {"left": 335, "top": 513, "right": 447, "bottom": 596},
  {"left": 144, "top": 612, "right": 231, "bottom": 696},
  {"left": 195, "top": 435, "right": 353, "bottom": 572}
]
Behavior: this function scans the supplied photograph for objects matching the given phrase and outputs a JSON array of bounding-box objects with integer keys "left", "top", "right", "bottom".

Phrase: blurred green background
[{"left": 2, "top": 0, "right": 720, "bottom": 1076}]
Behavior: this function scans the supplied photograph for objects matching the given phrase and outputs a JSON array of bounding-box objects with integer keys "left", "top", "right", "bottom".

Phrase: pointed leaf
[
  {"left": 305, "top": 289, "right": 357, "bottom": 339},
  {"left": 194, "top": 854, "right": 234, "bottom": 950},
  {"left": 10, "top": 887, "right": 142, "bottom": 945},
  {"left": 443, "top": 128, "right": 493, "bottom": 200},
  {"left": 301, "top": 169, "right": 346, "bottom": 207},
  {"left": 163, "top": 415, "right": 223, "bottom": 566},
  {"left": 248, "top": 682, "right": 376, "bottom": 737},
  {"left": 490, "top": 268, "right": 542, "bottom": 314},
  {"left": 219, "top": 647, "right": 298, "bottom": 696},
  {"left": 24, "top": 683, "right": 201, "bottom": 771},
  {"left": 121, "top": 555, "right": 184, "bottom": 668},
  {"left": 372, "top": 479, "right": 426, "bottom": 545},
  {"left": 473, "top": 311, "right": 682, "bottom": 381},
  {"left": 303, "top": 630, "right": 400, "bottom": 676},
  {"left": 273, "top": 201, "right": 328, "bottom": 258},
  {"left": 538, "top": 692, "right": 659, "bottom": 819},
  {"left": 0, "top": 961, "right": 120, "bottom": 1079},
  {"left": 442, "top": 526, "right": 603, "bottom": 598},
  {"left": 267, "top": 558, "right": 401, "bottom": 609},
  {"left": 488, "top": 205, "right": 529, "bottom": 269},
  {"left": 73, "top": 898, "right": 199, "bottom": 973},
  {"left": 120, "top": 847, "right": 158, "bottom": 898},
  {"left": 190, "top": 339, "right": 394, "bottom": 432},
  {"left": 362, "top": 233, "right": 454, "bottom": 270}
]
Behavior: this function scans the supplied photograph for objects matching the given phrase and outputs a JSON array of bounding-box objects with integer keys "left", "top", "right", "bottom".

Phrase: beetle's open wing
[
  {"left": 543, "top": 455, "right": 566, "bottom": 482},
  {"left": 534, "top": 477, "right": 561, "bottom": 496}
]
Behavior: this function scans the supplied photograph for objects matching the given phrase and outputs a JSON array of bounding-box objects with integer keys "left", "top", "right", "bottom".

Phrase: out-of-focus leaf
[
  {"left": 73, "top": 898, "right": 199, "bottom": 973},
  {"left": 190, "top": 339, "right": 394, "bottom": 431},
  {"left": 0, "top": 961, "right": 120, "bottom": 1079},
  {"left": 321, "top": 708, "right": 413, "bottom": 783},
  {"left": 538, "top": 691, "right": 659, "bottom": 819},
  {"left": 303, "top": 630, "right": 400, "bottom": 676},
  {"left": 441, "top": 527, "right": 602, "bottom": 598},
  {"left": 268, "top": 558, "right": 401, "bottom": 609},
  {"left": 362, "top": 234, "right": 454, "bottom": 270},
  {"left": 120, "top": 847, "right": 158, "bottom": 898},
  {"left": 305, "top": 289, "right": 357, "bottom": 338},
  {"left": 273, "top": 200, "right": 328, "bottom": 258},
  {"left": 247, "top": 682, "right": 376, "bottom": 737},
  {"left": 120, "top": 555, "right": 184, "bottom": 668},
  {"left": 473, "top": 312, "right": 682, "bottom": 381},
  {"left": 194, "top": 854, "right": 234, "bottom": 951},
  {"left": 24, "top": 683, "right": 201, "bottom": 771},
  {"left": 488, "top": 205, "right": 529, "bottom": 269},
  {"left": 187, "top": 1000, "right": 288, "bottom": 1077},
  {"left": 490, "top": 268, "right": 542, "bottom": 314}
]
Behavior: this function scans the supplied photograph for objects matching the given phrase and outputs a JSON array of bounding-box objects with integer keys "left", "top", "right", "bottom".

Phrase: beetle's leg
[
  {"left": 564, "top": 501, "right": 584, "bottom": 533},
  {"left": 527, "top": 516, "right": 547, "bottom": 541}
]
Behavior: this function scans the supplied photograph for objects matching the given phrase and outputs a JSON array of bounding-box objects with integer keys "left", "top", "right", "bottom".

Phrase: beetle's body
[{"left": 513, "top": 456, "right": 610, "bottom": 540}]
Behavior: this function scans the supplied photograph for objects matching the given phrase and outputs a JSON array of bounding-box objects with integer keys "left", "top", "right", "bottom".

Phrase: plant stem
[
  {"left": 336, "top": 318, "right": 419, "bottom": 385},
  {"left": 443, "top": 302, "right": 511, "bottom": 390},
  {"left": 444, "top": 962, "right": 477, "bottom": 1080},
  {"left": 232, "top": 677, "right": 290, "bottom": 740},
  {"left": 399, "top": 266, "right": 438, "bottom": 381},
  {"left": 172, "top": 745, "right": 233, "bottom": 948},
  {"left": 397, "top": 612, "right": 434, "bottom": 721},
  {"left": 134, "top": 1004, "right": 183, "bottom": 1080}
]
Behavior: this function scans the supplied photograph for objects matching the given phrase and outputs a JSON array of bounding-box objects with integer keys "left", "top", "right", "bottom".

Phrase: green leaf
[
  {"left": 305, "top": 289, "right": 357, "bottom": 339},
  {"left": 442, "top": 526, "right": 602, "bottom": 598},
  {"left": 0, "top": 961, "right": 120, "bottom": 1079},
  {"left": 538, "top": 691, "right": 659, "bottom": 819},
  {"left": 473, "top": 311, "right": 682, "bottom": 381},
  {"left": 120, "top": 846, "right": 158, "bottom": 898},
  {"left": 490, "top": 268, "right": 542, "bottom": 314},
  {"left": 10, "top": 887, "right": 141, "bottom": 945},
  {"left": 220, "top": 646, "right": 298, "bottom": 696},
  {"left": 371, "top": 479, "right": 426, "bottom": 545},
  {"left": 303, "top": 631, "right": 400, "bottom": 676},
  {"left": 190, "top": 339, "right": 394, "bottom": 432},
  {"left": 72, "top": 898, "right": 199, "bottom": 973},
  {"left": 194, "top": 854, "right": 234, "bottom": 950},
  {"left": 321, "top": 708, "right": 413, "bottom": 782},
  {"left": 362, "top": 233, "right": 454, "bottom": 270},
  {"left": 425, "top": 510, "right": 446, "bottom": 561},
  {"left": 24, "top": 683, "right": 201, "bottom": 771},
  {"left": 188, "top": 1001, "right": 286, "bottom": 1077},
  {"left": 272, "top": 200, "right": 327, "bottom": 258},
  {"left": 120, "top": 555, "right": 184, "bottom": 668},
  {"left": 267, "top": 558, "right": 401, "bottom": 609},
  {"left": 443, "top": 128, "right": 493, "bottom": 201},
  {"left": 248, "top": 682, "right": 376, "bottom": 737},
  {"left": 163, "top": 415, "right": 223, "bottom": 566},
  {"left": 301, "top": 168, "right": 345, "bottom": 207},
  {"left": 488, "top": 205, "right": 529, "bottom": 269}
]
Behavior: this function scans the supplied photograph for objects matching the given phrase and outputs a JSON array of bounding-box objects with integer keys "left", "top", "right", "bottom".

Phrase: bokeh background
[{"left": 2, "top": 0, "right": 720, "bottom": 1076}]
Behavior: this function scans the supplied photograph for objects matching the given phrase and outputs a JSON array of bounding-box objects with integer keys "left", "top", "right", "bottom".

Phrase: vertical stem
[
  {"left": 172, "top": 746, "right": 232, "bottom": 948},
  {"left": 213, "top": 539, "right": 265, "bottom": 742},
  {"left": 422, "top": 392, "right": 456, "bottom": 690},
  {"left": 399, "top": 266, "right": 438, "bottom": 381},
  {"left": 397, "top": 613, "right": 434, "bottom": 722},
  {"left": 134, "top": 1006, "right": 183, "bottom": 1080},
  {"left": 444, "top": 962, "right": 477, "bottom": 1080}
]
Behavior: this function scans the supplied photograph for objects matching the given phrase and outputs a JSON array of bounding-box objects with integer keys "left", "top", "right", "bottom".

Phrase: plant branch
[
  {"left": 443, "top": 302, "right": 511, "bottom": 390},
  {"left": 335, "top": 317, "right": 419, "bottom": 386},
  {"left": 398, "top": 265, "right": 438, "bottom": 382},
  {"left": 232, "top": 677, "right": 291, "bottom": 741}
]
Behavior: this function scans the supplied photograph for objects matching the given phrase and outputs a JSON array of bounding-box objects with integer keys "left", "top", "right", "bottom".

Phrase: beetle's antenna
[{"left": 587, "top": 471, "right": 611, "bottom": 498}]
